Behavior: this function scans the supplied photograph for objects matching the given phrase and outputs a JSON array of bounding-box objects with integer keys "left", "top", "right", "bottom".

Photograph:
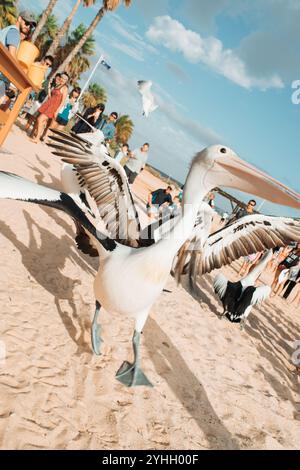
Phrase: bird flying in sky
[{"left": 137, "top": 80, "right": 158, "bottom": 117}]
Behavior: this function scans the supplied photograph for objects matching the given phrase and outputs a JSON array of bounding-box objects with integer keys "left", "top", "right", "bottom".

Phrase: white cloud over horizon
[
  {"left": 92, "top": 66, "right": 222, "bottom": 182},
  {"left": 146, "top": 16, "right": 284, "bottom": 90}
]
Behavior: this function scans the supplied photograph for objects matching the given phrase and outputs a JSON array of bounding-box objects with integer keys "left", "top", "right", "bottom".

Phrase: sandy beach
[{"left": 0, "top": 125, "right": 299, "bottom": 450}]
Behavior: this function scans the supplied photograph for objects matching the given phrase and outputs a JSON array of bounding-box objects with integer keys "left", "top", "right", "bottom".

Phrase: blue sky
[{"left": 22, "top": 0, "right": 300, "bottom": 216}]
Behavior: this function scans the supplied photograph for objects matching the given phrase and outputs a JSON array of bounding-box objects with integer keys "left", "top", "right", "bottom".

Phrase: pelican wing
[
  {"left": 48, "top": 130, "right": 141, "bottom": 247},
  {"left": 251, "top": 285, "right": 272, "bottom": 306},
  {"left": 174, "top": 214, "right": 300, "bottom": 284},
  {"left": 200, "top": 214, "right": 300, "bottom": 274}
]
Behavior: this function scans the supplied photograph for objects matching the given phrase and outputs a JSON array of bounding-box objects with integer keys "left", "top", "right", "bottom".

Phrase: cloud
[
  {"left": 134, "top": 0, "right": 170, "bottom": 20},
  {"left": 102, "top": 15, "right": 158, "bottom": 62},
  {"left": 91, "top": 66, "right": 222, "bottom": 181},
  {"left": 146, "top": 16, "right": 283, "bottom": 90},
  {"left": 181, "top": 0, "right": 229, "bottom": 33},
  {"left": 237, "top": 1, "right": 300, "bottom": 84},
  {"left": 166, "top": 61, "right": 189, "bottom": 82},
  {"left": 108, "top": 39, "right": 145, "bottom": 61},
  {"left": 180, "top": 0, "right": 300, "bottom": 85}
]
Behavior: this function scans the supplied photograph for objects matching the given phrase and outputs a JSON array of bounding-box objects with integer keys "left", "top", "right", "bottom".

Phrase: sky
[{"left": 21, "top": 0, "right": 300, "bottom": 217}]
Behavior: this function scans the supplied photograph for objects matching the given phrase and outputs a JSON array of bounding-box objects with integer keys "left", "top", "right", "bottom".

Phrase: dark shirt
[
  {"left": 225, "top": 206, "right": 251, "bottom": 226},
  {"left": 235, "top": 207, "right": 249, "bottom": 219},
  {"left": 281, "top": 251, "right": 300, "bottom": 269},
  {"left": 72, "top": 107, "right": 102, "bottom": 134},
  {"left": 151, "top": 189, "right": 172, "bottom": 207}
]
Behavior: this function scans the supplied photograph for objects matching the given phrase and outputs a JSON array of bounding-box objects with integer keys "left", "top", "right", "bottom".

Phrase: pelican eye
[{"left": 220, "top": 147, "right": 227, "bottom": 154}]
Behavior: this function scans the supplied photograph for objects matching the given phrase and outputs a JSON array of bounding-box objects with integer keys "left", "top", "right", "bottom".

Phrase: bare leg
[
  {"left": 239, "top": 261, "right": 248, "bottom": 277},
  {"left": 31, "top": 114, "right": 48, "bottom": 143},
  {"left": 43, "top": 118, "right": 58, "bottom": 141}
]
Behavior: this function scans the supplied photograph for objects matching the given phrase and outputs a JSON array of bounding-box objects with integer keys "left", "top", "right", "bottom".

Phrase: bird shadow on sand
[
  {"left": 26, "top": 161, "right": 99, "bottom": 273},
  {"left": 245, "top": 301, "right": 300, "bottom": 421},
  {"left": 144, "top": 317, "right": 240, "bottom": 449},
  {"left": 0, "top": 212, "right": 94, "bottom": 355},
  {"left": 177, "top": 272, "right": 221, "bottom": 317}
]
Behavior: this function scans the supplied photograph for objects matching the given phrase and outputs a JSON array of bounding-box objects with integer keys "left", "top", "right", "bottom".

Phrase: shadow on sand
[
  {"left": 144, "top": 317, "right": 240, "bottom": 449},
  {"left": 0, "top": 211, "right": 96, "bottom": 355}
]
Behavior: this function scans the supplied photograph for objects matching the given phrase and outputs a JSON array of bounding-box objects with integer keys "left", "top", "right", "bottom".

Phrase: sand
[{"left": 0, "top": 125, "right": 299, "bottom": 450}]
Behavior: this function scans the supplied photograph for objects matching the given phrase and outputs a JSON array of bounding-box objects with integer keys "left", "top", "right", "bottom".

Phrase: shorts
[{"left": 56, "top": 116, "right": 68, "bottom": 126}]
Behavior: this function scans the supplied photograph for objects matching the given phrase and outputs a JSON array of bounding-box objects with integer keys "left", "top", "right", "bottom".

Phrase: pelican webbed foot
[{"left": 115, "top": 331, "right": 153, "bottom": 387}]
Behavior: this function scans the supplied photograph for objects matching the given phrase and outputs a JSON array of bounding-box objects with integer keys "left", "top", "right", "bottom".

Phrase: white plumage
[
  {"left": 214, "top": 250, "right": 273, "bottom": 329},
  {"left": 1, "top": 136, "right": 300, "bottom": 387},
  {"left": 137, "top": 80, "right": 158, "bottom": 117}
]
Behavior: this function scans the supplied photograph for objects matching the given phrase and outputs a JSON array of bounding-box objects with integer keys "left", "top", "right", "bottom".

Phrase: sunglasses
[
  {"left": 23, "top": 19, "right": 35, "bottom": 29},
  {"left": 248, "top": 203, "right": 256, "bottom": 207}
]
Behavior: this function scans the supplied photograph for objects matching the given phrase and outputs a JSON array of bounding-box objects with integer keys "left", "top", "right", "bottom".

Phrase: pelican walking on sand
[
  {"left": 214, "top": 250, "right": 273, "bottom": 329},
  {"left": 1, "top": 133, "right": 300, "bottom": 387}
]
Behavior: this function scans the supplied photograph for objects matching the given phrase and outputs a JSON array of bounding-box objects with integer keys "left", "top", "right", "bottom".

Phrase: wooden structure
[{"left": 0, "top": 43, "right": 39, "bottom": 146}]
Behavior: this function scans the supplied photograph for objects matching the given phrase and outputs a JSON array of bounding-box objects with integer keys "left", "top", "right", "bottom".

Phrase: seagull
[
  {"left": 1, "top": 136, "right": 300, "bottom": 387},
  {"left": 137, "top": 80, "right": 158, "bottom": 117},
  {"left": 213, "top": 249, "right": 273, "bottom": 329}
]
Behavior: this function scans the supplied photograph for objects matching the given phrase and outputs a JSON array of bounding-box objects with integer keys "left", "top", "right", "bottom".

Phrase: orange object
[
  {"left": 28, "top": 63, "right": 47, "bottom": 87},
  {"left": 16, "top": 41, "right": 39, "bottom": 71},
  {"left": 0, "top": 43, "right": 40, "bottom": 147}
]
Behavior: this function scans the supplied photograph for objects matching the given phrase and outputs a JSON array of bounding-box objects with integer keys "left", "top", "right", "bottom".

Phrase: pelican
[
  {"left": 1, "top": 136, "right": 300, "bottom": 387},
  {"left": 57, "top": 131, "right": 111, "bottom": 255},
  {"left": 137, "top": 80, "right": 158, "bottom": 117},
  {"left": 214, "top": 250, "right": 273, "bottom": 329}
]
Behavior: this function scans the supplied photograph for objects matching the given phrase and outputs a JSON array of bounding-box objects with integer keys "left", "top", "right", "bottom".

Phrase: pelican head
[{"left": 193, "top": 145, "right": 300, "bottom": 210}]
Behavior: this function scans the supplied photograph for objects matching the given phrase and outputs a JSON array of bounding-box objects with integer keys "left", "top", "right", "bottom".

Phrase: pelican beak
[{"left": 213, "top": 154, "right": 300, "bottom": 210}]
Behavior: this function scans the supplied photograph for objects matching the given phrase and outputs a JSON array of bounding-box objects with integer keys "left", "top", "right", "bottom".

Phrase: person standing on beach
[
  {"left": 146, "top": 186, "right": 173, "bottom": 219},
  {"left": 96, "top": 111, "right": 118, "bottom": 143},
  {"left": 0, "top": 10, "right": 36, "bottom": 99},
  {"left": 124, "top": 142, "right": 150, "bottom": 184},
  {"left": 0, "top": 10, "right": 36, "bottom": 58},
  {"left": 114, "top": 143, "right": 129, "bottom": 166},
  {"left": 50, "top": 87, "right": 81, "bottom": 132},
  {"left": 226, "top": 199, "right": 256, "bottom": 225},
  {"left": 72, "top": 103, "right": 105, "bottom": 134},
  {"left": 31, "top": 72, "right": 69, "bottom": 144}
]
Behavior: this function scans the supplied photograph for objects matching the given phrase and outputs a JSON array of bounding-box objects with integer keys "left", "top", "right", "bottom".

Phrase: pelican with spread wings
[{"left": 1, "top": 132, "right": 300, "bottom": 387}]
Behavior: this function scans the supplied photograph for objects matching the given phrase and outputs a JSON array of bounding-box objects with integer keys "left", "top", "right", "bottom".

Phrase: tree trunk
[
  {"left": 31, "top": 0, "right": 58, "bottom": 43},
  {"left": 45, "top": 0, "right": 81, "bottom": 58},
  {"left": 55, "top": 7, "right": 105, "bottom": 75}
]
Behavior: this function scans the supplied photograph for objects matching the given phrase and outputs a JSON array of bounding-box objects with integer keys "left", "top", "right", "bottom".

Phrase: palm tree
[
  {"left": 68, "top": 56, "right": 91, "bottom": 84},
  {"left": 45, "top": 0, "right": 96, "bottom": 59},
  {"left": 31, "top": 0, "right": 58, "bottom": 43},
  {"left": 55, "top": 0, "right": 132, "bottom": 75},
  {"left": 59, "top": 24, "right": 96, "bottom": 84},
  {"left": 81, "top": 83, "right": 107, "bottom": 108},
  {"left": 115, "top": 114, "right": 134, "bottom": 144},
  {"left": 35, "top": 14, "right": 59, "bottom": 58},
  {"left": 0, "top": 0, "right": 17, "bottom": 28}
]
